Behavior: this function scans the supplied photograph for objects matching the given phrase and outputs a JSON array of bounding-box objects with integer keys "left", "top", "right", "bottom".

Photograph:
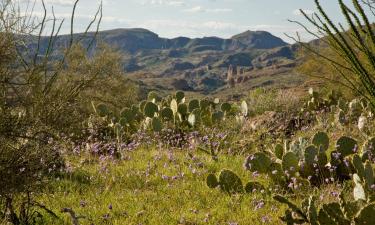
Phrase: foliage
[
  {"left": 292, "top": 0, "right": 375, "bottom": 109},
  {"left": 93, "top": 90, "right": 248, "bottom": 143}
]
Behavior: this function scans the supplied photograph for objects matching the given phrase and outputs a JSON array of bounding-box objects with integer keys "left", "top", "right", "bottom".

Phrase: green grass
[{"left": 37, "top": 147, "right": 286, "bottom": 224}]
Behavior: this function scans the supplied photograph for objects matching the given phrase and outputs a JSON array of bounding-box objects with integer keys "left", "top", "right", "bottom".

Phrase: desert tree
[
  {"left": 288, "top": 0, "right": 375, "bottom": 108},
  {"left": 0, "top": 0, "right": 103, "bottom": 223}
]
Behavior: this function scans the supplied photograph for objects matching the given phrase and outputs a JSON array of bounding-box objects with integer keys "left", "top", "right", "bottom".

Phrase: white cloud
[
  {"left": 293, "top": 9, "right": 315, "bottom": 16},
  {"left": 183, "top": 6, "right": 232, "bottom": 13},
  {"left": 142, "top": 0, "right": 185, "bottom": 6}
]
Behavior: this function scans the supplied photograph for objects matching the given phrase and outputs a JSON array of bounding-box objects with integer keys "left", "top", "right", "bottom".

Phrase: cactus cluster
[
  {"left": 206, "top": 169, "right": 264, "bottom": 194},
  {"left": 93, "top": 91, "right": 244, "bottom": 134},
  {"left": 274, "top": 192, "right": 375, "bottom": 225},
  {"left": 301, "top": 89, "right": 372, "bottom": 132},
  {"left": 243, "top": 131, "right": 375, "bottom": 188},
  {"left": 302, "top": 88, "right": 341, "bottom": 112}
]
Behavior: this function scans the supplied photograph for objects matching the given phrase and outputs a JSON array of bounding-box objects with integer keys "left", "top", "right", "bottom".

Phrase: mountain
[
  {"left": 32, "top": 28, "right": 302, "bottom": 96},
  {"left": 231, "top": 30, "right": 287, "bottom": 49}
]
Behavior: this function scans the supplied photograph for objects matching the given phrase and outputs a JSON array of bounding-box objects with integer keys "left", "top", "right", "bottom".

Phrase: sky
[{"left": 18, "top": 0, "right": 360, "bottom": 43}]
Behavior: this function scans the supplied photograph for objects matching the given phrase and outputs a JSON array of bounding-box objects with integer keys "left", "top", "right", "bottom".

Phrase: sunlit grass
[{"left": 38, "top": 147, "right": 286, "bottom": 224}]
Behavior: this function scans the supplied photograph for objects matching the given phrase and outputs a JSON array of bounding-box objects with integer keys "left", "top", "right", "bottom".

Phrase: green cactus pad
[
  {"left": 96, "top": 103, "right": 109, "bottom": 117},
  {"left": 361, "top": 138, "right": 375, "bottom": 162},
  {"left": 161, "top": 107, "right": 174, "bottom": 121},
  {"left": 312, "top": 132, "right": 329, "bottom": 152},
  {"left": 244, "top": 152, "right": 272, "bottom": 174},
  {"left": 275, "top": 144, "right": 284, "bottom": 160},
  {"left": 121, "top": 107, "right": 135, "bottom": 122},
  {"left": 305, "top": 145, "right": 318, "bottom": 165},
  {"left": 269, "top": 163, "right": 285, "bottom": 184},
  {"left": 353, "top": 154, "right": 365, "bottom": 179},
  {"left": 188, "top": 99, "right": 200, "bottom": 112},
  {"left": 151, "top": 117, "right": 163, "bottom": 132},
  {"left": 282, "top": 152, "right": 299, "bottom": 174},
  {"left": 200, "top": 111, "right": 212, "bottom": 127},
  {"left": 119, "top": 118, "right": 127, "bottom": 126},
  {"left": 338, "top": 99, "right": 348, "bottom": 111},
  {"left": 221, "top": 102, "right": 232, "bottom": 112},
  {"left": 206, "top": 174, "right": 219, "bottom": 189},
  {"left": 147, "top": 91, "right": 159, "bottom": 102},
  {"left": 336, "top": 136, "right": 358, "bottom": 158},
  {"left": 244, "top": 182, "right": 265, "bottom": 193},
  {"left": 318, "top": 203, "right": 350, "bottom": 225},
  {"left": 200, "top": 99, "right": 210, "bottom": 110},
  {"left": 335, "top": 110, "right": 347, "bottom": 125},
  {"left": 175, "top": 91, "right": 185, "bottom": 103},
  {"left": 144, "top": 102, "right": 159, "bottom": 118},
  {"left": 317, "top": 153, "right": 328, "bottom": 167},
  {"left": 354, "top": 203, "right": 375, "bottom": 225},
  {"left": 364, "top": 161, "right": 374, "bottom": 189},
  {"left": 218, "top": 169, "right": 243, "bottom": 193},
  {"left": 212, "top": 111, "right": 224, "bottom": 123},
  {"left": 178, "top": 103, "right": 188, "bottom": 116}
]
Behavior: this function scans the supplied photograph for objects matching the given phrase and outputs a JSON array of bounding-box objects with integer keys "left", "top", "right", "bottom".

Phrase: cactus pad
[
  {"left": 206, "top": 174, "right": 219, "bottom": 189},
  {"left": 336, "top": 136, "right": 358, "bottom": 158},
  {"left": 244, "top": 152, "right": 272, "bottom": 174},
  {"left": 312, "top": 132, "right": 329, "bottom": 152},
  {"left": 218, "top": 169, "right": 243, "bottom": 193}
]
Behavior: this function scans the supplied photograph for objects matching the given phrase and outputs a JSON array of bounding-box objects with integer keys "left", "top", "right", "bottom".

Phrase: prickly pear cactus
[
  {"left": 144, "top": 102, "right": 159, "bottom": 118},
  {"left": 318, "top": 202, "right": 350, "bottom": 225},
  {"left": 178, "top": 103, "right": 188, "bottom": 116},
  {"left": 212, "top": 111, "right": 224, "bottom": 123},
  {"left": 151, "top": 117, "right": 163, "bottom": 132},
  {"left": 206, "top": 174, "right": 219, "bottom": 189},
  {"left": 244, "top": 152, "right": 272, "bottom": 174},
  {"left": 96, "top": 103, "right": 109, "bottom": 117},
  {"left": 312, "top": 132, "right": 329, "bottom": 152},
  {"left": 364, "top": 162, "right": 374, "bottom": 189},
  {"left": 221, "top": 103, "right": 232, "bottom": 113},
  {"left": 200, "top": 99, "right": 210, "bottom": 110},
  {"left": 170, "top": 99, "right": 178, "bottom": 115},
  {"left": 147, "top": 91, "right": 159, "bottom": 102},
  {"left": 218, "top": 169, "right": 243, "bottom": 193},
  {"left": 353, "top": 174, "right": 366, "bottom": 201},
  {"left": 241, "top": 101, "right": 248, "bottom": 117},
  {"left": 188, "top": 113, "right": 196, "bottom": 127},
  {"left": 268, "top": 162, "right": 285, "bottom": 184},
  {"left": 282, "top": 152, "right": 299, "bottom": 175},
  {"left": 161, "top": 107, "right": 174, "bottom": 121},
  {"left": 353, "top": 154, "right": 365, "bottom": 179},
  {"left": 275, "top": 144, "right": 284, "bottom": 160},
  {"left": 175, "top": 91, "right": 185, "bottom": 103},
  {"left": 188, "top": 99, "right": 200, "bottom": 112},
  {"left": 336, "top": 136, "right": 358, "bottom": 158},
  {"left": 362, "top": 138, "right": 375, "bottom": 162},
  {"left": 244, "top": 182, "right": 265, "bottom": 193},
  {"left": 349, "top": 99, "right": 362, "bottom": 119},
  {"left": 336, "top": 109, "right": 347, "bottom": 125},
  {"left": 354, "top": 203, "right": 375, "bottom": 225},
  {"left": 304, "top": 145, "right": 318, "bottom": 165}
]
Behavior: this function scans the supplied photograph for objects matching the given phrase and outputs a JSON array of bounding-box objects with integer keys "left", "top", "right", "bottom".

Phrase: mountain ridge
[{"left": 31, "top": 28, "right": 301, "bottom": 96}]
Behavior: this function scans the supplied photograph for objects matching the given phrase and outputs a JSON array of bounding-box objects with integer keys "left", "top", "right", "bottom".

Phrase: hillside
[{"left": 30, "top": 28, "right": 304, "bottom": 97}]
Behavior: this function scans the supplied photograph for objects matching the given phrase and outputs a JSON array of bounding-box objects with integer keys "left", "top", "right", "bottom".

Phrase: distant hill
[{"left": 29, "top": 28, "right": 303, "bottom": 96}]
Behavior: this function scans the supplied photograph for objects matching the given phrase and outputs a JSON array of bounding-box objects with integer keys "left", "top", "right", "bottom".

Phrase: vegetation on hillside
[{"left": 0, "top": 0, "right": 375, "bottom": 224}]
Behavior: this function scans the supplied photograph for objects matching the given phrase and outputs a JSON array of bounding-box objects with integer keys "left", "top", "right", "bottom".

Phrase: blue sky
[{"left": 20, "top": 0, "right": 357, "bottom": 42}]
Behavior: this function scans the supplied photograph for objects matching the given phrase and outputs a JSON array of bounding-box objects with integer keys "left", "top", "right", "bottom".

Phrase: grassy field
[{"left": 37, "top": 147, "right": 287, "bottom": 224}]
